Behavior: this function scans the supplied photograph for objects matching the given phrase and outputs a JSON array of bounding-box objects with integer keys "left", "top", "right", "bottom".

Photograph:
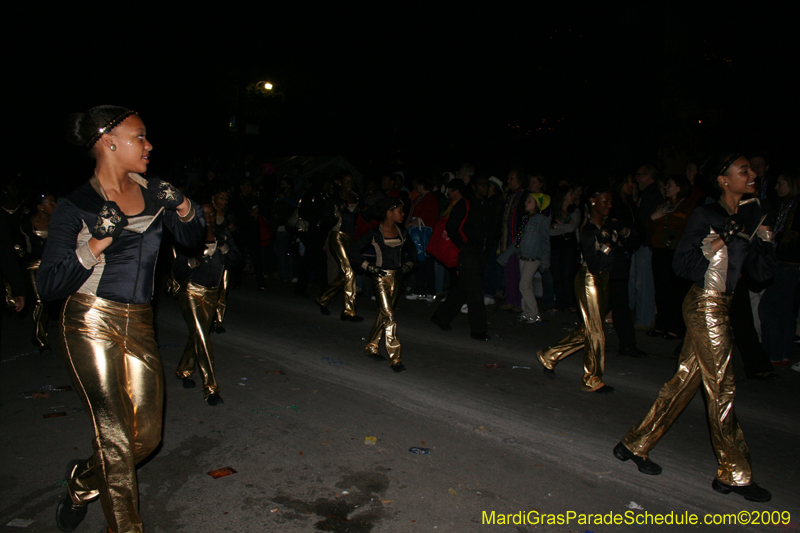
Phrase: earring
[
  {"left": 110, "top": 144, "right": 117, "bottom": 151},
  {"left": 723, "top": 182, "right": 728, "bottom": 186}
]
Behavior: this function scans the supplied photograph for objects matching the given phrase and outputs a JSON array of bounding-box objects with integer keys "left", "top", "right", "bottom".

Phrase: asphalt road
[{"left": 1, "top": 277, "right": 799, "bottom": 533}]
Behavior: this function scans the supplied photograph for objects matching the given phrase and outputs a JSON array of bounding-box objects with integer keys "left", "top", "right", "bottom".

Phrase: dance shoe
[
  {"left": 613, "top": 442, "right": 662, "bottom": 475},
  {"left": 391, "top": 363, "right": 407, "bottom": 373},
  {"left": 711, "top": 479, "right": 771, "bottom": 502},
  {"left": 470, "top": 332, "right": 490, "bottom": 341},
  {"left": 181, "top": 376, "right": 196, "bottom": 389},
  {"left": 56, "top": 460, "right": 89, "bottom": 532},
  {"left": 593, "top": 385, "right": 615, "bottom": 394},
  {"left": 207, "top": 393, "right": 224, "bottom": 406},
  {"left": 364, "top": 345, "right": 386, "bottom": 361},
  {"left": 748, "top": 372, "right": 778, "bottom": 381},
  {"left": 317, "top": 303, "right": 331, "bottom": 316},
  {"left": 213, "top": 325, "right": 226, "bottom": 334},
  {"left": 536, "top": 350, "right": 555, "bottom": 378},
  {"left": 617, "top": 346, "right": 647, "bottom": 358},
  {"left": 340, "top": 313, "right": 364, "bottom": 322},
  {"left": 56, "top": 498, "right": 88, "bottom": 532},
  {"left": 431, "top": 315, "right": 452, "bottom": 331}
]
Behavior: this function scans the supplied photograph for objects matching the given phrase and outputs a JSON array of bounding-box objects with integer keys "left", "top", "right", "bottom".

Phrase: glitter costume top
[
  {"left": 38, "top": 174, "right": 204, "bottom": 303},
  {"left": 581, "top": 221, "right": 617, "bottom": 276},
  {"left": 672, "top": 200, "right": 776, "bottom": 294},
  {"left": 172, "top": 225, "right": 241, "bottom": 289},
  {"left": 350, "top": 224, "right": 417, "bottom": 272}
]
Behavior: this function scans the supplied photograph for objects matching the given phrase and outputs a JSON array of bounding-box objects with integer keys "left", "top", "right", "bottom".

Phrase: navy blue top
[
  {"left": 173, "top": 225, "right": 241, "bottom": 289},
  {"left": 581, "top": 221, "right": 616, "bottom": 276},
  {"left": 673, "top": 200, "right": 775, "bottom": 293},
  {"left": 350, "top": 224, "right": 417, "bottom": 271},
  {"left": 38, "top": 178, "right": 204, "bottom": 304}
]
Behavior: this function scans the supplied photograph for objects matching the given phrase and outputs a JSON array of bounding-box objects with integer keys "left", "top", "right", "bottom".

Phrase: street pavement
[{"left": 1, "top": 277, "right": 799, "bottom": 532}]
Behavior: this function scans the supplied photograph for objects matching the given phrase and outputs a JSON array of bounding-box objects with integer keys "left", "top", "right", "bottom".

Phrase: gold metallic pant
[
  {"left": 317, "top": 231, "right": 357, "bottom": 316},
  {"left": 365, "top": 270, "right": 402, "bottom": 365},
  {"left": 177, "top": 281, "right": 221, "bottom": 398},
  {"left": 538, "top": 266, "right": 608, "bottom": 391},
  {"left": 60, "top": 293, "right": 163, "bottom": 533},
  {"left": 214, "top": 268, "right": 229, "bottom": 327},
  {"left": 621, "top": 285, "right": 752, "bottom": 486},
  {"left": 27, "top": 260, "right": 49, "bottom": 347}
]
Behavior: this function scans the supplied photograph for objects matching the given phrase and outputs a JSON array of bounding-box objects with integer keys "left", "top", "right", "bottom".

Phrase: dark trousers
[
  {"left": 414, "top": 257, "right": 436, "bottom": 295},
  {"left": 730, "top": 274, "right": 775, "bottom": 377},
  {"left": 482, "top": 240, "right": 502, "bottom": 297},
  {"left": 652, "top": 248, "right": 689, "bottom": 335},
  {"left": 294, "top": 231, "right": 327, "bottom": 295},
  {"left": 759, "top": 262, "right": 800, "bottom": 362},
  {"left": 433, "top": 248, "right": 487, "bottom": 335},
  {"left": 541, "top": 268, "right": 556, "bottom": 309},
  {"left": 551, "top": 246, "right": 578, "bottom": 310},
  {"left": 610, "top": 276, "right": 637, "bottom": 350}
]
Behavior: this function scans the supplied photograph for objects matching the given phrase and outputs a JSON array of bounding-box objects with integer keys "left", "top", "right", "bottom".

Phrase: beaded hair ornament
[
  {"left": 717, "top": 153, "right": 742, "bottom": 178},
  {"left": 85, "top": 110, "right": 137, "bottom": 148}
]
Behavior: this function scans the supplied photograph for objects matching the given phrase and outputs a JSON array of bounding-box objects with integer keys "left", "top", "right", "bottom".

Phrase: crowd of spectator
[{"left": 2, "top": 153, "right": 799, "bottom": 381}]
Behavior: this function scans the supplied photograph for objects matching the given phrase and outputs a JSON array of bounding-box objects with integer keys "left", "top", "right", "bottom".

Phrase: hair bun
[
  {"left": 65, "top": 112, "right": 88, "bottom": 146},
  {"left": 64, "top": 105, "right": 134, "bottom": 150}
]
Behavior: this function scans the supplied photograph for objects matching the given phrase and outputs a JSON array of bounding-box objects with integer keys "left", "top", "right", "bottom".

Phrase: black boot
[
  {"left": 340, "top": 313, "right": 364, "bottom": 322},
  {"left": 711, "top": 479, "right": 771, "bottom": 502},
  {"left": 56, "top": 498, "right": 88, "bottom": 532},
  {"left": 391, "top": 362, "right": 407, "bottom": 373},
  {"left": 613, "top": 442, "right": 662, "bottom": 475},
  {"left": 56, "top": 460, "right": 89, "bottom": 532}
]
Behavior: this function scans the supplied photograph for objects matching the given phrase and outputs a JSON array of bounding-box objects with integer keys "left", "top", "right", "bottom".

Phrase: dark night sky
[{"left": 9, "top": 5, "right": 799, "bottom": 188}]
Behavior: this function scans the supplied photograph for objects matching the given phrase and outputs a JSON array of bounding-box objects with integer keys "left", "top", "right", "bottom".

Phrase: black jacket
[
  {"left": 673, "top": 200, "right": 775, "bottom": 293},
  {"left": 173, "top": 225, "right": 241, "bottom": 288},
  {"left": 447, "top": 195, "right": 488, "bottom": 256},
  {"left": 350, "top": 224, "right": 417, "bottom": 272},
  {"left": 38, "top": 176, "right": 204, "bottom": 303}
]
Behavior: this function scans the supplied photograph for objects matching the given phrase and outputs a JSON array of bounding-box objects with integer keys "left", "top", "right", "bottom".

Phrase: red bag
[{"left": 425, "top": 199, "right": 469, "bottom": 268}]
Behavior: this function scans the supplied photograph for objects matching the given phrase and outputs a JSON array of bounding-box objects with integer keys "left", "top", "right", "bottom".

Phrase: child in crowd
[{"left": 498, "top": 193, "right": 551, "bottom": 323}]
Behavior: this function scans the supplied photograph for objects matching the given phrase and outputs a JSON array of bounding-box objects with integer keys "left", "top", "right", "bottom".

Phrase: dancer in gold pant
[
  {"left": 537, "top": 183, "right": 623, "bottom": 393},
  {"left": 174, "top": 203, "right": 240, "bottom": 405},
  {"left": 212, "top": 268, "right": 229, "bottom": 333},
  {"left": 38, "top": 106, "right": 204, "bottom": 532},
  {"left": 177, "top": 282, "right": 222, "bottom": 398},
  {"left": 26, "top": 260, "right": 50, "bottom": 351},
  {"left": 621, "top": 286, "right": 749, "bottom": 483},
  {"left": 317, "top": 230, "right": 361, "bottom": 319},
  {"left": 351, "top": 196, "right": 417, "bottom": 372},
  {"left": 538, "top": 266, "right": 609, "bottom": 391},
  {"left": 365, "top": 270, "right": 402, "bottom": 364},
  {"left": 614, "top": 153, "right": 776, "bottom": 502},
  {"left": 317, "top": 174, "right": 363, "bottom": 322},
  {"left": 20, "top": 192, "right": 57, "bottom": 354},
  {"left": 61, "top": 294, "right": 163, "bottom": 532}
]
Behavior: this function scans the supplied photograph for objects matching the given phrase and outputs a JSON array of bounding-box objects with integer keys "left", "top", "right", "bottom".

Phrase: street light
[{"left": 247, "top": 80, "right": 284, "bottom": 101}]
